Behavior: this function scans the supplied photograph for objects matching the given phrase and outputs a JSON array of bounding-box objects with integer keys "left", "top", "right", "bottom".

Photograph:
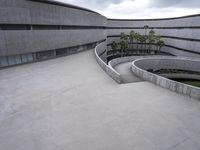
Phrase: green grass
[{"left": 173, "top": 79, "right": 200, "bottom": 87}]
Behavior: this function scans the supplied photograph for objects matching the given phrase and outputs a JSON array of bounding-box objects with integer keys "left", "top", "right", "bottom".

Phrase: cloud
[
  {"left": 57, "top": 0, "right": 124, "bottom": 10},
  {"left": 98, "top": 0, "right": 149, "bottom": 17},
  {"left": 149, "top": 0, "right": 200, "bottom": 8},
  {"left": 55, "top": 0, "right": 200, "bottom": 18}
]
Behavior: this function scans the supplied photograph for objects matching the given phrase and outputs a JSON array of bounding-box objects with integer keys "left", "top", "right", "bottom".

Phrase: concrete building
[
  {"left": 0, "top": 0, "right": 200, "bottom": 150},
  {"left": 0, "top": 0, "right": 200, "bottom": 68}
]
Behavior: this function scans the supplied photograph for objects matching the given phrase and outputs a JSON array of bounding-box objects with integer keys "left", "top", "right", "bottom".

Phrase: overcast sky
[{"left": 56, "top": 0, "right": 200, "bottom": 19}]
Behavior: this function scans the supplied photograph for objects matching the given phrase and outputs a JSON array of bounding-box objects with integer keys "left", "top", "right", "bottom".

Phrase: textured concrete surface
[
  {"left": 0, "top": 30, "right": 106, "bottom": 56},
  {"left": 114, "top": 62, "right": 143, "bottom": 83},
  {"left": 1, "top": 50, "right": 200, "bottom": 150}
]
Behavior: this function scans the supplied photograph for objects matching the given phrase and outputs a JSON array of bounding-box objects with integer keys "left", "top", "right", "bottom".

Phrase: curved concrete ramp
[
  {"left": 1, "top": 50, "right": 200, "bottom": 150},
  {"left": 114, "top": 62, "right": 144, "bottom": 83}
]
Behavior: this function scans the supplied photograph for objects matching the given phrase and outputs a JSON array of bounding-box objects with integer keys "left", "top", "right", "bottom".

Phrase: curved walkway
[
  {"left": 0, "top": 50, "right": 200, "bottom": 150},
  {"left": 114, "top": 62, "right": 143, "bottom": 83}
]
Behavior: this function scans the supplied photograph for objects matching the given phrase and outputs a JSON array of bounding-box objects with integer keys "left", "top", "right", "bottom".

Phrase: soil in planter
[{"left": 170, "top": 79, "right": 200, "bottom": 87}]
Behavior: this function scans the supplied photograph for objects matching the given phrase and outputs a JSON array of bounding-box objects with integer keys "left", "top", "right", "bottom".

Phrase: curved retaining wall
[
  {"left": 94, "top": 41, "right": 121, "bottom": 83},
  {"left": 108, "top": 55, "right": 170, "bottom": 73},
  {"left": 0, "top": 0, "right": 199, "bottom": 68},
  {"left": 97, "top": 53, "right": 160, "bottom": 83},
  {"left": 131, "top": 57, "right": 200, "bottom": 99},
  {"left": 108, "top": 55, "right": 173, "bottom": 84}
]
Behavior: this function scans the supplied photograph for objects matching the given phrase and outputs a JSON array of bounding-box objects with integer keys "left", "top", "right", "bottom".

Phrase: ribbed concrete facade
[
  {"left": 107, "top": 16, "right": 200, "bottom": 58},
  {"left": 0, "top": 0, "right": 200, "bottom": 67},
  {"left": 0, "top": 0, "right": 107, "bottom": 67}
]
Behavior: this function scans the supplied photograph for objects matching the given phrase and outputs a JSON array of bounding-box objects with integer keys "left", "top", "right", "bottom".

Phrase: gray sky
[{"left": 56, "top": 0, "right": 200, "bottom": 19}]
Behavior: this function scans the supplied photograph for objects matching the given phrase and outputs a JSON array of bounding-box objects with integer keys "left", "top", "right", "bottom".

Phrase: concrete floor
[
  {"left": 114, "top": 62, "right": 143, "bottom": 83},
  {"left": 0, "top": 49, "right": 200, "bottom": 150}
]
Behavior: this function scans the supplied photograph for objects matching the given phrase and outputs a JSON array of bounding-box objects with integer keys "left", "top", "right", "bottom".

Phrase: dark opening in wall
[
  {"left": 7, "top": 55, "right": 21, "bottom": 65},
  {"left": 32, "top": 25, "right": 61, "bottom": 30},
  {"left": 0, "top": 56, "right": 8, "bottom": 67},
  {"left": 21, "top": 53, "right": 34, "bottom": 63},
  {"left": 0, "top": 24, "right": 31, "bottom": 30},
  {"left": 0, "top": 24, "right": 106, "bottom": 30},
  {"left": 35, "top": 50, "right": 56, "bottom": 60},
  {"left": 56, "top": 48, "right": 68, "bottom": 56}
]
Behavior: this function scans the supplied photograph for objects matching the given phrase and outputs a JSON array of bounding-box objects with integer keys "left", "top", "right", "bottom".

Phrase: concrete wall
[
  {"left": 131, "top": 57, "right": 200, "bottom": 99},
  {"left": 107, "top": 15, "right": 200, "bottom": 58},
  {"left": 0, "top": 0, "right": 107, "bottom": 67}
]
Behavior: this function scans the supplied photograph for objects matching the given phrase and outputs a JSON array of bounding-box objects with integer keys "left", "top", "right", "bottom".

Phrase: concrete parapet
[{"left": 94, "top": 41, "right": 121, "bottom": 83}]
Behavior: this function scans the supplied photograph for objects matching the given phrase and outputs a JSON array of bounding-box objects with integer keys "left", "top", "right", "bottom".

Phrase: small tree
[
  {"left": 111, "top": 41, "right": 117, "bottom": 51},
  {"left": 147, "top": 30, "right": 156, "bottom": 54},
  {"left": 120, "top": 32, "right": 128, "bottom": 40},
  {"left": 155, "top": 36, "right": 160, "bottom": 54},
  {"left": 119, "top": 39, "right": 128, "bottom": 57},
  {"left": 144, "top": 25, "right": 149, "bottom": 36},
  {"left": 144, "top": 25, "right": 149, "bottom": 51},
  {"left": 119, "top": 32, "right": 128, "bottom": 56},
  {"left": 110, "top": 30, "right": 165, "bottom": 58},
  {"left": 139, "top": 35, "right": 146, "bottom": 54},
  {"left": 129, "top": 30, "right": 135, "bottom": 49},
  {"left": 156, "top": 38, "right": 165, "bottom": 54},
  {"left": 133, "top": 32, "right": 141, "bottom": 54}
]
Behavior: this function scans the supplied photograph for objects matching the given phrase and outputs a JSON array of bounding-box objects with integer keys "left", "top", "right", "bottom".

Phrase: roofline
[
  {"left": 107, "top": 14, "right": 200, "bottom": 21},
  {"left": 27, "top": 0, "right": 200, "bottom": 21},
  {"left": 27, "top": 0, "right": 103, "bottom": 16}
]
